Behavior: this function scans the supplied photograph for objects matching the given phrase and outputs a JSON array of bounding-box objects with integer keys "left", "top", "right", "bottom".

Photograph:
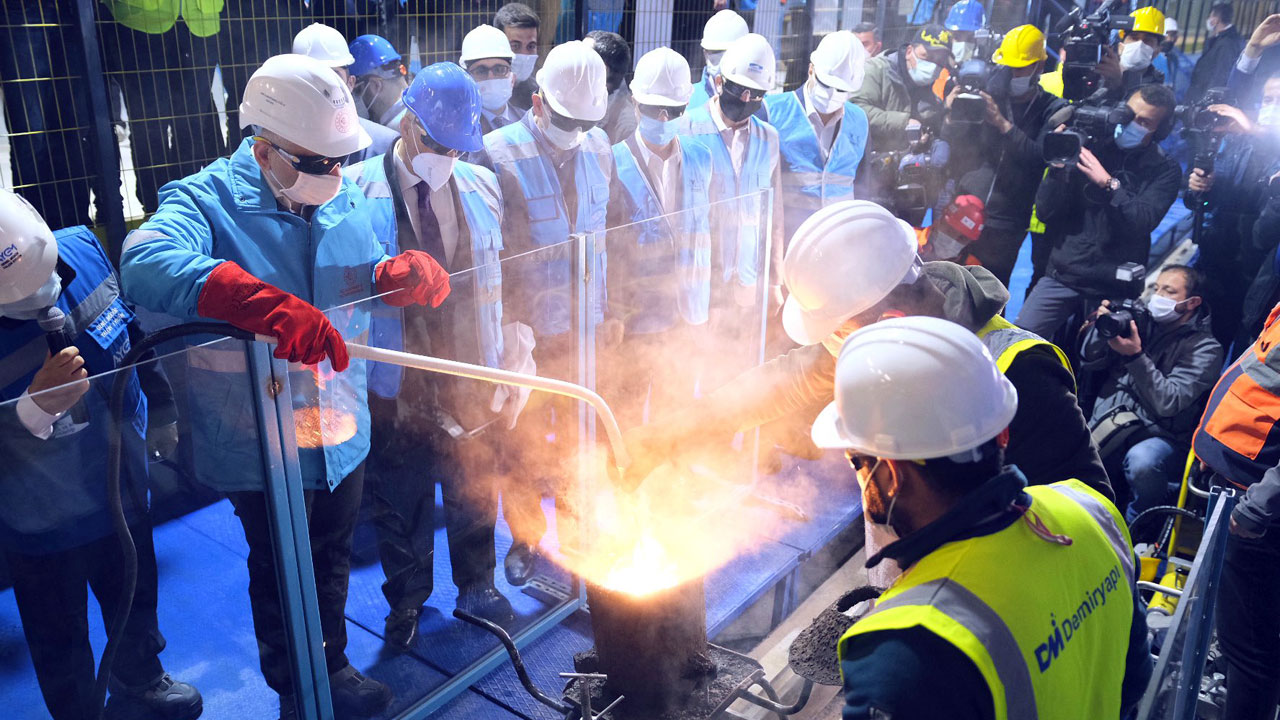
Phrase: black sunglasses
[
  {"left": 544, "top": 98, "right": 598, "bottom": 133},
  {"left": 637, "top": 103, "right": 687, "bottom": 121},
  {"left": 255, "top": 137, "right": 346, "bottom": 175},
  {"left": 723, "top": 80, "right": 765, "bottom": 102}
]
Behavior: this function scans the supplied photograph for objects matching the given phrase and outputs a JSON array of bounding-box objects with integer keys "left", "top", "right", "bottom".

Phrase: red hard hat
[{"left": 942, "top": 195, "right": 985, "bottom": 243}]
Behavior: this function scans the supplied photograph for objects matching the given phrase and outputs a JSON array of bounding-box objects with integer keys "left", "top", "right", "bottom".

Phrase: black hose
[
  {"left": 452, "top": 608, "right": 572, "bottom": 714},
  {"left": 736, "top": 677, "right": 815, "bottom": 717},
  {"left": 98, "top": 322, "right": 251, "bottom": 719},
  {"left": 1129, "top": 505, "right": 1204, "bottom": 542}
]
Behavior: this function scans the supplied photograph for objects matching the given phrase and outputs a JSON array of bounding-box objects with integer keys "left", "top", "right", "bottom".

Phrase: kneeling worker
[{"left": 817, "top": 316, "right": 1152, "bottom": 719}]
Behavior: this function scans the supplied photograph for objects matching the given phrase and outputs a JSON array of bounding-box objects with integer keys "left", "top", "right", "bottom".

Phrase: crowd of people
[{"left": 6, "top": 2, "right": 1280, "bottom": 720}]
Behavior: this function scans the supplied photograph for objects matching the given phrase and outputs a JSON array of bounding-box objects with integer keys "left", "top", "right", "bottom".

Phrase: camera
[
  {"left": 864, "top": 138, "right": 951, "bottom": 226},
  {"left": 1096, "top": 298, "right": 1153, "bottom": 340},
  {"left": 951, "top": 60, "right": 992, "bottom": 125},
  {"left": 1042, "top": 101, "right": 1136, "bottom": 164},
  {"left": 1175, "top": 86, "right": 1232, "bottom": 133},
  {"left": 1055, "top": 0, "right": 1135, "bottom": 101}
]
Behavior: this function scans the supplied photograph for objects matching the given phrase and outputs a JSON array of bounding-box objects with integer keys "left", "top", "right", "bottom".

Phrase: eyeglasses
[
  {"left": 846, "top": 451, "right": 877, "bottom": 472},
  {"left": 254, "top": 137, "right": 346, "bottom": 175},
  {"left": 377, "top": 60, "right": 409, "bottom": 78},
  {"left": 637, "top": 103, "right": 687, "bottom": 121},
  {"left": 418, "top": 130, "right": 461, "bottom": 158},
  {"left": 723, "top": 80, "right": 765, "bottom": 103},
  {"left": 545, "top": 102, "right": 598, "bottom": 132},
  {"left": 468, "top": 63, "right": 511, "bottom": 81}
]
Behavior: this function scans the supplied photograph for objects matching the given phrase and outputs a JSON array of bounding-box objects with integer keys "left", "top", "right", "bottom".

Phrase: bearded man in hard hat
[
  {"left": 120, "top": 54, "right": 453, "bottom": 719},
  {"left": 459, "top": 24, "right": 522, "bottom": 133},
  {"left": 626, "top": 200, "right": 1109, "bottom": 499},
  {"left": 689, "top": 10, "right": 750, "bottom": 110},
  {"left": 761, "top": 31, "right": 870, "bottom": 245},
  {"left": 0, "top": 189, "right": 203, "bottom": 720},
  {"left": 817, "top": 316, "right": 1151, "bottom": 720},
  {"left": 293, "top": 22, "right": 399, "bottom": 164},
  {"left": 349, "top": 34, "right": 412, "bottom": 131},
  {"left": 347, "top": 62, "right": 520, "bottom": 650},
  {"left": 682, "top": 32, "right": 786, "bottom": 325},
  {"left": 482, "top": 40, "right": 621, "bottom": 587}
]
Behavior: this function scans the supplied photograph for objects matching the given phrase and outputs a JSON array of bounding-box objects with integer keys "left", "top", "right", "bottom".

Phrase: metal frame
[{"left": 74, "top": 0, "right": 127, "bottom": 261}]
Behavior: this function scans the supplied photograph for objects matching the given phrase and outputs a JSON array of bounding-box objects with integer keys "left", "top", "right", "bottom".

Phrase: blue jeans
[{"left": 1122, "top": 436, "right": 1183, "bottom": 524}]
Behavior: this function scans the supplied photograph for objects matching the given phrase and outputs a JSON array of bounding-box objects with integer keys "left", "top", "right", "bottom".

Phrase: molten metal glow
[{"left": 294, "top": 406, "right": 358, "bottom": 449}]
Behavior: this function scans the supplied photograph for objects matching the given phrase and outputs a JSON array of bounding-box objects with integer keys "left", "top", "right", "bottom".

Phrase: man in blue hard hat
[
  {"left": 944, "top": 0, "right": 987, "bottom": 64},
  {"left": 349, "top": 34, "right": 411, "bottom": 131},
  {"left": 347, "top": 62, "right": 519, "bottom": 651}
]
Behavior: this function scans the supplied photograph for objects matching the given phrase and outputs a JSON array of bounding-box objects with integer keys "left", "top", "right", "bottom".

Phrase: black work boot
[
  {"left": 383, "top": 606, "right": 421, "bottom": 653},
  {"left": 503, "top": 542, "right": 540, "bottom": 586},
  {"left": 457, "top": 583, "right": 515, "bottom": 626},
  {"left": 109, "top": 672, "right": 203, "bottom": 719},
  {"left": 329, "top": 664, "right": 392, "bottom": 717}
]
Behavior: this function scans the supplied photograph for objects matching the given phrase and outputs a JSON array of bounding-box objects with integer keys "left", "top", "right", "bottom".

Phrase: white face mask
[
  {"left": 909, "top": 57, "right": 939, "bottom": 86},
  {"left": 512, "top": 53, "right": 537, "bottom": 82},
  {"left": 0, "top": 270, "right": 61, "bottom": 320},
  {"left": 478, "top": 77, "right": 514, "bottom": 112},
  {"left": 809, "top": 78, "right": 851, "bottom": 114},
  {"left": 1120, "top": 40, "right": 1155, "bottom": 72},
  {"left": 411, "top": 151, "right": 457, "bottom": 192},
  {"left": 952, "top": 41, "right": 973, "bottom": 64},
  {"left": 1259, "top": 104, "right": 1280, "bottom": 129},
  {"left": 1206, "top": 18, "right": 1218, "bottom": 34},
  {"left": 705, "top": 50, "right": 725, "bottom": 77},
  {"left": 1148, "top": 294, "right": 1185, "bottom": 323},
  {"left": 265, "top": 151, "right": 343, "bottom": 208},
  {"left": 540, "top": 116, "right": 584, "bottom": 151}
]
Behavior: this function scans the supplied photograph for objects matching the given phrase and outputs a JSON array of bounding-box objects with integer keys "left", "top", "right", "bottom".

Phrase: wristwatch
[{"left": 1105, "top": 177, "right": 1121, "bottom": 193}]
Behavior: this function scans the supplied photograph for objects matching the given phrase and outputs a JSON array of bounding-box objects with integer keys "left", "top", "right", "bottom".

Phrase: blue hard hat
[
  {"left": 944, "top": 0, "right": 987, "bottom": 32},
  {"left": 349, "top": 34, "right": 402, "bottom": 77},
  {"left": 403, "top": 63, "right": 484, "bottom": 153}
]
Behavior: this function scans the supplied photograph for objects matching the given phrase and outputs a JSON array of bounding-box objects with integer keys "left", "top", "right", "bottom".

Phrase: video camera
[
  {"left": 1055, "top": 0, "right": 1134, "bottom": 101},
  {"left": 864, "top": 137, "right": 951, "bottom": 226},
  {"left": 1177, "top": 86, "right": 1234, "bottom": 175},
  {"left": 951, "top": 59, "right": 994, "bottom": 125},
  {"left": 1096, "top": 298, "right": 1153, "bottom": 340},
  {"left": 1042, "top": 101, "right": 1136, "bottom": 165}
]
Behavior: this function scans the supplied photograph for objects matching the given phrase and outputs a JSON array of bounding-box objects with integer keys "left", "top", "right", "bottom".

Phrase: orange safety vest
[{"left": 1194, "top": 302, "right": 1280, "bottom": 485}]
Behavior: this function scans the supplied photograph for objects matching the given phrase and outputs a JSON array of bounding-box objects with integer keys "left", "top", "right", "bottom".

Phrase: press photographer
[
  {"left": 1015, "top": 83, "right": 1181, "bottom": 339},
  {"left": 940, "top": 25, "right": 1067, "bottom": 286},
  {"left": 1080, "top": 266, "right": 1223, "bottom": 523},
  {"left": 1096, "top": 6, "right": 1169, "bottom": 100},
  {"left": 850, "top": 24, "right": 952, "bottom": 151}
]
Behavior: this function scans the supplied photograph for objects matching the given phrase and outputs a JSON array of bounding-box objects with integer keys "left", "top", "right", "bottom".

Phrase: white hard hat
[
  {"left": 536, "top": 40, "right": 608, "bottom": 122},
  {"left": 1165, "top": 18, "right": 1178, "bottom": 33},
  {"left": 630, "top": 48, "right": 694, "bottom": 106},
  {"left": 0, "top": 189, "right": 58, "bottom": 305},
  {"left": 811, "top": 31, "right": 868, "bottom": 92},
  {"left": 702, "top": 10, "right": 750, "bottom": 51},
  {"left": 293, "top": 23, "right": 355, "bottom": 68},
  {"left": 781, "top": 200, "right": 921, "bottom": 345},
  {"left": 460, "top": 24, "right": 515, "bottom": 68},
  {"left": 811, "top": 316, "right": 1018, "bottom": 459},
  {"left": 239, "top": 53, "right": 372, "bottom": 157},
  {"left": 720, "top": 33, "right": 776, "bottom": 92}
]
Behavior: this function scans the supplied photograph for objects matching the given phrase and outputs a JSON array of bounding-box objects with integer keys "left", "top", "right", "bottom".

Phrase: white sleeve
[
  {"left": 16, "top": 391, "right": 63, "bottom": 440},
  {"left": 1237, "top": 51, "right": 1262, "bottom": 74}
]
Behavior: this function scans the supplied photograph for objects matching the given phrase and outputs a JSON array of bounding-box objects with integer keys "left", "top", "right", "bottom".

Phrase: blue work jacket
[
  {"left": 0, "top": 227, "right": 150, "bottom": 553},
  {"left": 689, "top": 68, "right": 716, "bottom": 111},
  {"left": 120, "top": 137, "right": 387, "bottom": 493}
]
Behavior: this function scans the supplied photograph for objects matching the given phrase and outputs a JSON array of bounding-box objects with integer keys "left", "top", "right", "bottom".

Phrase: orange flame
[{"left": 294, "top": 364, "right": 357, "bottom": 449}]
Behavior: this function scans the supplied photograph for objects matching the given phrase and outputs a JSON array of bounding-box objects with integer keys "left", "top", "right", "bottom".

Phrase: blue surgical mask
[
  {"left": 909, "top": 58, "right": 939, "bottom": 86},
  {"left": 638, "top": 115, "right": 679, "bottom": 147},
  {"left": 1114, "top": 120, "right": 1149, "bottom": 150}
]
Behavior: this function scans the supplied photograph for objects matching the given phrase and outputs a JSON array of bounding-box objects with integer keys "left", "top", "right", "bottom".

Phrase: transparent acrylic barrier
[
  {"left": 0, "top": 332, "right": 305, "bottom": 719},
  {"left": 1136, "top": 489, "right": 1237, "bottom": 720}
]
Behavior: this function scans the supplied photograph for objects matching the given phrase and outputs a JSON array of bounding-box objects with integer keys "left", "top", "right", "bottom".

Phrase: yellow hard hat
[
  {"left": 1127, "top": 6, "right": 1166, "bottom": 36},
  {"left": 992, "top": 25, "right": 1047, "bottom": 68}
]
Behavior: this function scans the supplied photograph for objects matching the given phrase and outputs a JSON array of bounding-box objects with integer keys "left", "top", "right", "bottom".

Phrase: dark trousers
[
  {"left": 6, "top": 522, "right": 166, "bottom": 720},
  {"left": 226, "top": 465, "right": 365, "bottom": 696},
  {"left": 368, "top": 395, "right": 498, "bottom": 611},
  {"left": 1217, "top": 525, "right": 1280, "bottom": 720},
  {"left": 967, "top": 225, "right": 1027, "bottom": 289}
]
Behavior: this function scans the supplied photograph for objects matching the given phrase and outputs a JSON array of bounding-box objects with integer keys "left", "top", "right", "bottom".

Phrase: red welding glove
[
  {"left": 375, "top": 250, "right": 451, "bottom": 308},
  {"left": 197, "top": 261, "right": 350, "bottom": 372}
]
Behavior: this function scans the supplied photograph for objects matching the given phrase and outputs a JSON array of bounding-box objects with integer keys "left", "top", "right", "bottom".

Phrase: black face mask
[{"left": 720, "top": 90, "right": 762, "bottom": 123}]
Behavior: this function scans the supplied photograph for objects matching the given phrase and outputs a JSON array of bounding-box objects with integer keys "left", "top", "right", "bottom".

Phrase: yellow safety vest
[
  {"left": 838, "top": 480, "right": 1135, "bottom": 720},
  {"left": 102, "top": 0, "right": 224, "bottom": 37},
  {"left": 976, "top": 314, "right": 1073, "bottom": 379}
]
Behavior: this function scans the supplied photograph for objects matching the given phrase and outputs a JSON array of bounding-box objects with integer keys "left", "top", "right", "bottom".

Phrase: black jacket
[
  {"left": 1040, "top": 139, "right": 1182, "bottom": 298},
  {"left": 1189, "top": 26, "right": 1246, "bottom": 103}
]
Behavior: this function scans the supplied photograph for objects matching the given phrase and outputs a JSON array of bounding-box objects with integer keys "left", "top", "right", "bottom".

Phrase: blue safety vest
[
  {"left": 121, "top": 137, "right": 386, "bottom": 493},
  {"left": 345, "top": 150, "right": 506, "bottom": 399},
  {"left": 682, "top": 105, "right": 779, "bottom": 299},
  {"left": 689, "top": 68, "right": 716, "bottom": 111},
  {"left": 484, "top": 112, "right": 613, "bottom": 337},
  {"left": 610, "top": 136, "right": 714, "bottom": 332},
  {"left": 763, "top": 89, "right": 868, "bottom": 244},
  {"left": 0, "top": 226, "right": 150, "bottom": 553}
]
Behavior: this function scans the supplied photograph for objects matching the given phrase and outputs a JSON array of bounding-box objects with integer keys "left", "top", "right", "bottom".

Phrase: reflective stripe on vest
[
  {"left": 682, "top": 106, "right": 777, "bottom": 291},
  {"left": 610, "top": 136, "right": 714, "bottom": 329},
  {"left": 764, "top": 90, "right": 866, "bottom": 218},
  {"left": 487, "top": 117, "right": 612, "bottom": 336},
  {"left": 977, "top": 314, "right": 1073, "bottom": 380},
  {"left": 838, "top": 480, "right": 1134, "bottom": 720},
  {"left": 1195, "top": 303, "right": 1280, "bottom": 484}
]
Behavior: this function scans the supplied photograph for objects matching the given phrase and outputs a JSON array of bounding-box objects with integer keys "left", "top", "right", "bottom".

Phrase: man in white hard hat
[
  {"left": 120, "top": 54, "right": 453, "bottom": 719},
  {"left": 459, "top": 24, "right": 521, "bottom": 133},
  {"left": 0, "top": 189, "right": 203, "bottom": 720},
  {"left": 682, "top": 32, "right": 786, "bottom": 328},
  {"left": 482, "top": 40, "right": 620, "bottom": 583},
  {"left": 625, "top": 200, "right": 1109, "bottom": 499},
  {"left": 293, "top": 22, "right": 399, "bottom": 164},
  {"left": 689, "top": 10, "right": 750, "bottom": 110},
  {"left": 817, "top": 316, "right": 1151, "bottom": 720},
  {"left": 604, "top": 47, "right": 716, "bottom": 426},
  {"left": 762, "top": 31, "right": 870, "bottom": 244}
]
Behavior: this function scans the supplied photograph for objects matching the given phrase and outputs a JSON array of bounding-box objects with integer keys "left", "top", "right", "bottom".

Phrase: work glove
[
  {"left": 197, "top": 261, "right": 350, "bottom": 371},
  {"left": 375, "top": 250, "right": 451, "bottom": 308}
]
